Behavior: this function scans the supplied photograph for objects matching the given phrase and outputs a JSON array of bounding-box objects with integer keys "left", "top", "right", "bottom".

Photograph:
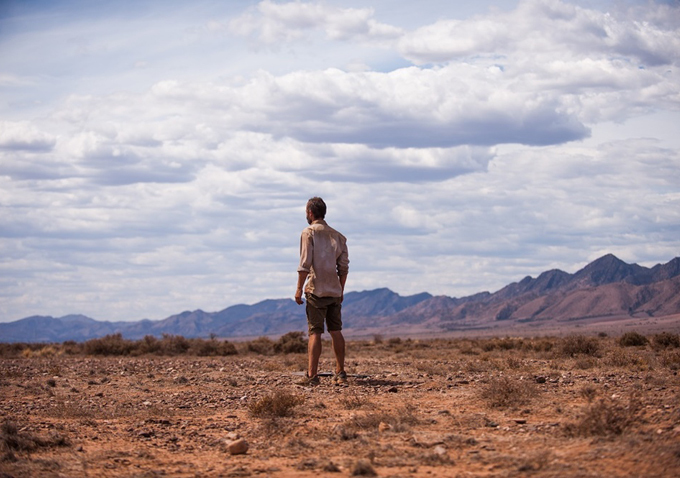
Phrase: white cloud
[
  {"left": 0, "top": 121, "right": 56, "bottom": 151},
  {"left": 398, "top": 0, "right": 680, "bottom": 66},
  {"left": 229, "top": 0, "right": 403, "bottom": 46}
]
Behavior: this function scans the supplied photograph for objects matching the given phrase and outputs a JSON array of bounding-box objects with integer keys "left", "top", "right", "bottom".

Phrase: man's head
[{"left": 306, "top": 197, "right": 326, "bottom": 224}]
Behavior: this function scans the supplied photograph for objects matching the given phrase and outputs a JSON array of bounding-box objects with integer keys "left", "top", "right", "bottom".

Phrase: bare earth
[{"left": 1, "top": 335, "right": 680, "bottom": 477}]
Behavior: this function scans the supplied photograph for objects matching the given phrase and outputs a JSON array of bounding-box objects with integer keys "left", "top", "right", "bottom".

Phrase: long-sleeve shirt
[{"left": 297, "top": 219, "right": 349, "bottom": 298}]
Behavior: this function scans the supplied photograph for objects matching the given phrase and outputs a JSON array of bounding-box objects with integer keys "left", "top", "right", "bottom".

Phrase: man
[{"left": 295, "top": 197, "right": 349, "bottom": 386}]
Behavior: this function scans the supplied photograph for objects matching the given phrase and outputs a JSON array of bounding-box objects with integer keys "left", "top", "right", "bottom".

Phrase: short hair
[{"left": 306, "top": 197, "right": 326, "bottom": 219}]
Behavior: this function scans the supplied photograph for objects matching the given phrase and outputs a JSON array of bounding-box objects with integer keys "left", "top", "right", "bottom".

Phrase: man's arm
[
  {"left": 338, "top": 273, "right": 347, "bottom": 302},
  {"left": 295, "top": 271, "right": 309, "bottom": 305}
]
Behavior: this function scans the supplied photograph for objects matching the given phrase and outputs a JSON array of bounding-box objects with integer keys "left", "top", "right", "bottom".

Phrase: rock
[
  {"left": 433, "top": 445, "right": 447, "bottom": 456},
  {"left": 378, "top": 422, "right": 392, "bottom": 433},
  {"left": 227, "top": 438, "right": 249, "bottom": 455}
]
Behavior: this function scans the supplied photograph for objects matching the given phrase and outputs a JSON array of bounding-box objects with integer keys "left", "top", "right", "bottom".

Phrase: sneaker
[
  {"left": 333, "top": 370, "right": 348, "bottom": 385},
  {"left": 296, "top": 373, "right": 320, "bottom": 386}
]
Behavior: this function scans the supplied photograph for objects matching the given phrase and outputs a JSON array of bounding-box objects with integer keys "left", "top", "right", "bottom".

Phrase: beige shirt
[{"left": 297, "top": 219, "right": 349, "bottom": 298}]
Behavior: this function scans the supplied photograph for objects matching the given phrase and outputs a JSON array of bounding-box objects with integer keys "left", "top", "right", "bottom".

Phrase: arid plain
[{"left": 1, "top": 330, "right": 680, "bottom": 477}]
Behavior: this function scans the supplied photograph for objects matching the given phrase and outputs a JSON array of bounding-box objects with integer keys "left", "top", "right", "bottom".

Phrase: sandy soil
[{"left": 1, "top": 335, "right": 679, "bottom": 477}]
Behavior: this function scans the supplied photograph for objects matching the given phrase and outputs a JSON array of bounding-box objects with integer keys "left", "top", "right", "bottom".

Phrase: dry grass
[
  {"left": 566, "top": 396, "right": 642, "bottom": 436},
  {"left": 480, "top": 375, "right": 538, "bottom": 408},
  {"left": 248, "top": 391, "right": 305, "bottom": 418}
]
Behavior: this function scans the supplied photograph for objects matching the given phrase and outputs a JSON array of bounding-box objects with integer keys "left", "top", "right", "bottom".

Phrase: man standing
[{"left": 295, "top": 197, "right": 349, "bottom": 386}]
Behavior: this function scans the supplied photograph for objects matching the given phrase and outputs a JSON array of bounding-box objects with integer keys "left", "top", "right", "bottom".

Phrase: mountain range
[{"left": 2, "top": 254, "right": 679, "bottom": 343}]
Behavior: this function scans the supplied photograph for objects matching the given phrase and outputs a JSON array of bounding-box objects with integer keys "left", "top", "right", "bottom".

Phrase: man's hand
[{"left": 295, "top": 271, "right": 309, "bottom": 305}]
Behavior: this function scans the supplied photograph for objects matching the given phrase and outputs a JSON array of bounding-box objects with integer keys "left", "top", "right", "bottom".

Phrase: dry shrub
[
  {"left": 351, "top": 459, "right": 377, "bottom": 476},
  {"left": 618, "top": 331, "right": 649, "bottom": 347},
  {"left": 559, "top": 335, "right": 600, "bottom": 357},
  {"left": 565, "top": 397, "right": 641, "bottom": 436},
  {"left": 1, "top": 420, "right": 71, "bottom": 454},
  {"left": 652, "top": 332, "right": 680, "bottom": 350},
  {"left": 574, "top": 357, "right": 597, "bottom": 369},
  {"left": 136, "top": 335, "right": 162, "bottom": 355},
  {"left": 83, "top": 333, "right": 133, "bottom": 355},
  {"left": 483, "top": 337, "right": 524, "bottom": 352},
  {"left": 274, "top": 331, "right": 307, "bottom": 354},
  {"left": 247, "top": 337, "right": 275, "bottom": 355},
  {"left": 158, "top": 334, "right": 190, "bottom": 355},
  {"left": 658, "top": 350, "right": 680, "bottom": 370},
  {"left": 248, "top": 391, "right": 304, "bottom": 418},
  {"left": 339, "top": 391, "right": 373, "bottom": 410},
  {"left": 189, "top": 338, "right": 238, "bottom": 356},
  {"left": 579, "top": 385, "right": 598, "bottom": 402},
  {"left": 347, "top": 405, "right": 419, "bottom": 433},
  {"left": 605, "top": 348, "right": 651, "bottom": 370},
  {"left": 481, "top": 376, "right": 537, "bottom": 408}
]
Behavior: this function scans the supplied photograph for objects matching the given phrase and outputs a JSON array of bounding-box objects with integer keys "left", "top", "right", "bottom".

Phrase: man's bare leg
[
  {"left": 308, "top": 332, "right": 322, "bottom": 377},
  {"left": 329, "top": 330, "right": 345, "bottom": 373}
]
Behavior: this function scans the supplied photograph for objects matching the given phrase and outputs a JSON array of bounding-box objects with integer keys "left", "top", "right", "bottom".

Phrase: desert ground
[{"left": 1, "top": 331, "right": 679, "bottom": 477}]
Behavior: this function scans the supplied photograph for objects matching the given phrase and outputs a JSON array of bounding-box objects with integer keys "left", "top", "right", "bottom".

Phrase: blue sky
[{"left": 1, "top": 0, "right": 679, "bottom": 322}]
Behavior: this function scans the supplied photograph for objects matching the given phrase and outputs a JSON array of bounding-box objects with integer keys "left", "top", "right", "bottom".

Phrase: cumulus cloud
[
  {"left": 0, "top": 121, "right": 56, "bottom": 151},
  {"left": 398, "top": 0, "right": 680, "bottom": 66},
  {"left": 229, "top": 0, "right": 403, "bottom": 45}
]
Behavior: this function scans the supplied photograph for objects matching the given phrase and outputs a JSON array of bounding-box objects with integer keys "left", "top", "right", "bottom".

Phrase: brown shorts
[{"left": 305, "top": 293, "right": 342, "bottom": 335}]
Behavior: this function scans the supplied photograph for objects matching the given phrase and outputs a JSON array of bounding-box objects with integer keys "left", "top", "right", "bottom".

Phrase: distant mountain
[{"left": 1, "top": 254, "right": 679, "bottom": 343}]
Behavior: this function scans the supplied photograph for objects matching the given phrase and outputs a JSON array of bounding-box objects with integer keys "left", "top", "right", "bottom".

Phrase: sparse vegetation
[
  {"left": 248, "top": 391, "right": 305, "bottom": 418},
  {"left": 481, "top": 376, "right": 537, "bottom": 408},
  {"left": 652, "top": 332, "right": 680, "bottom": 349},
  {"left": 559, "top": 334, "right": 600, "bottom": 357},
  {"left": 618, "top": 331, "right": 649, "bottom": 347},
  {"left": 1, "top": 332, "right": 679, "bottom": 476},
  {"left": 273, "top": 331, "right": 307, "bottom": 354},
  {"left": 565, "top": 396, "right": 642, "bottom": 436}
]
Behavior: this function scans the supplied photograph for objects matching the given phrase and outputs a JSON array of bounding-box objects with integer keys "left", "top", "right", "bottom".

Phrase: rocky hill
[{"left": 2, "top": 254, "right": 679, "bottom": 342}]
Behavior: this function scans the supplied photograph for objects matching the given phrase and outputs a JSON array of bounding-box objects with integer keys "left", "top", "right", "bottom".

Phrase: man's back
[{"left": 298, "top": 219, "right": 349, "bottom": 298}]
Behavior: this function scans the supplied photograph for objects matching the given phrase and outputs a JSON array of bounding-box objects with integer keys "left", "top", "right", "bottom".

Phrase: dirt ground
[{"left": 1, "top": 334, "right": 680, "bottom": 477}]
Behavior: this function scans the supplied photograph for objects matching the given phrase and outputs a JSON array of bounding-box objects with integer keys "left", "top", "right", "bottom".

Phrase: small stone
[
  {"left": 514, "top": 419, "right": 527, "bottom": 424},
  {"left": 433, "top": 445, "right": 447, "bottom": 456},
  {"left": 227, "top": 438, "right": 249, "bottom": 455},
  {"left": 535, "top": 376, "right": 547, "bottom": 384}
]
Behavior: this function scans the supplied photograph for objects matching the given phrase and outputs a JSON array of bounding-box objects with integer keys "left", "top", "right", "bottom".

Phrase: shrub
[
  {"left": 247, "top": 337, "right": 275, "bottom": 355},
  {"left": 481, "top": 376, "right": 537, "bottom": 408},
  {"left": 565, "top": 397, "right": 641, "bottom": 436},
  {"left": 190, "top": 338, "right": 238, "bottom": 356},
  {"left": 652, "top": 332, "right": 680, "bottom": 349},
  {"left": 248, "top": 391, "right": 304, "bottom": 418},
  {"left": 618, "top": 331, "right": 648, "bottom": 347},
  {"left": 136, "top": 335, "right": 162, "bottom": 355},
  {"left": 83, "top": 334, "right": 133, "bottom": 356},
  {"left": 346, "top": 405, "right": 419, "bottom": 433},
  {"left": 274, "top": 331, "right": 307, "bottom": 354},
  {"left": 350, "top": 459, "right": 377, "bottom": 476},
  {"left": 158, "top": 334, "right": 191, "bottom": 355},
  {"left": 1, "top": 419, "right": 71, "bottom": 453},
  {"left": 559, "top": 335, "right": 600, "bottom": 357}
]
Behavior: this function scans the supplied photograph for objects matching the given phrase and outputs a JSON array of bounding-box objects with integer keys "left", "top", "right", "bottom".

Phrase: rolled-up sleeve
[
  {"left": 297, "top": 229, "right": 313, "bottom": 273},
  {"left": 337, "top": 240, "right": 349, "bottom": 277}
]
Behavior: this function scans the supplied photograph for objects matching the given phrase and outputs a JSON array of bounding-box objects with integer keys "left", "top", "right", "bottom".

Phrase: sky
[{"left": 1, "top": 0, "right": 679, "bottom": 323}]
